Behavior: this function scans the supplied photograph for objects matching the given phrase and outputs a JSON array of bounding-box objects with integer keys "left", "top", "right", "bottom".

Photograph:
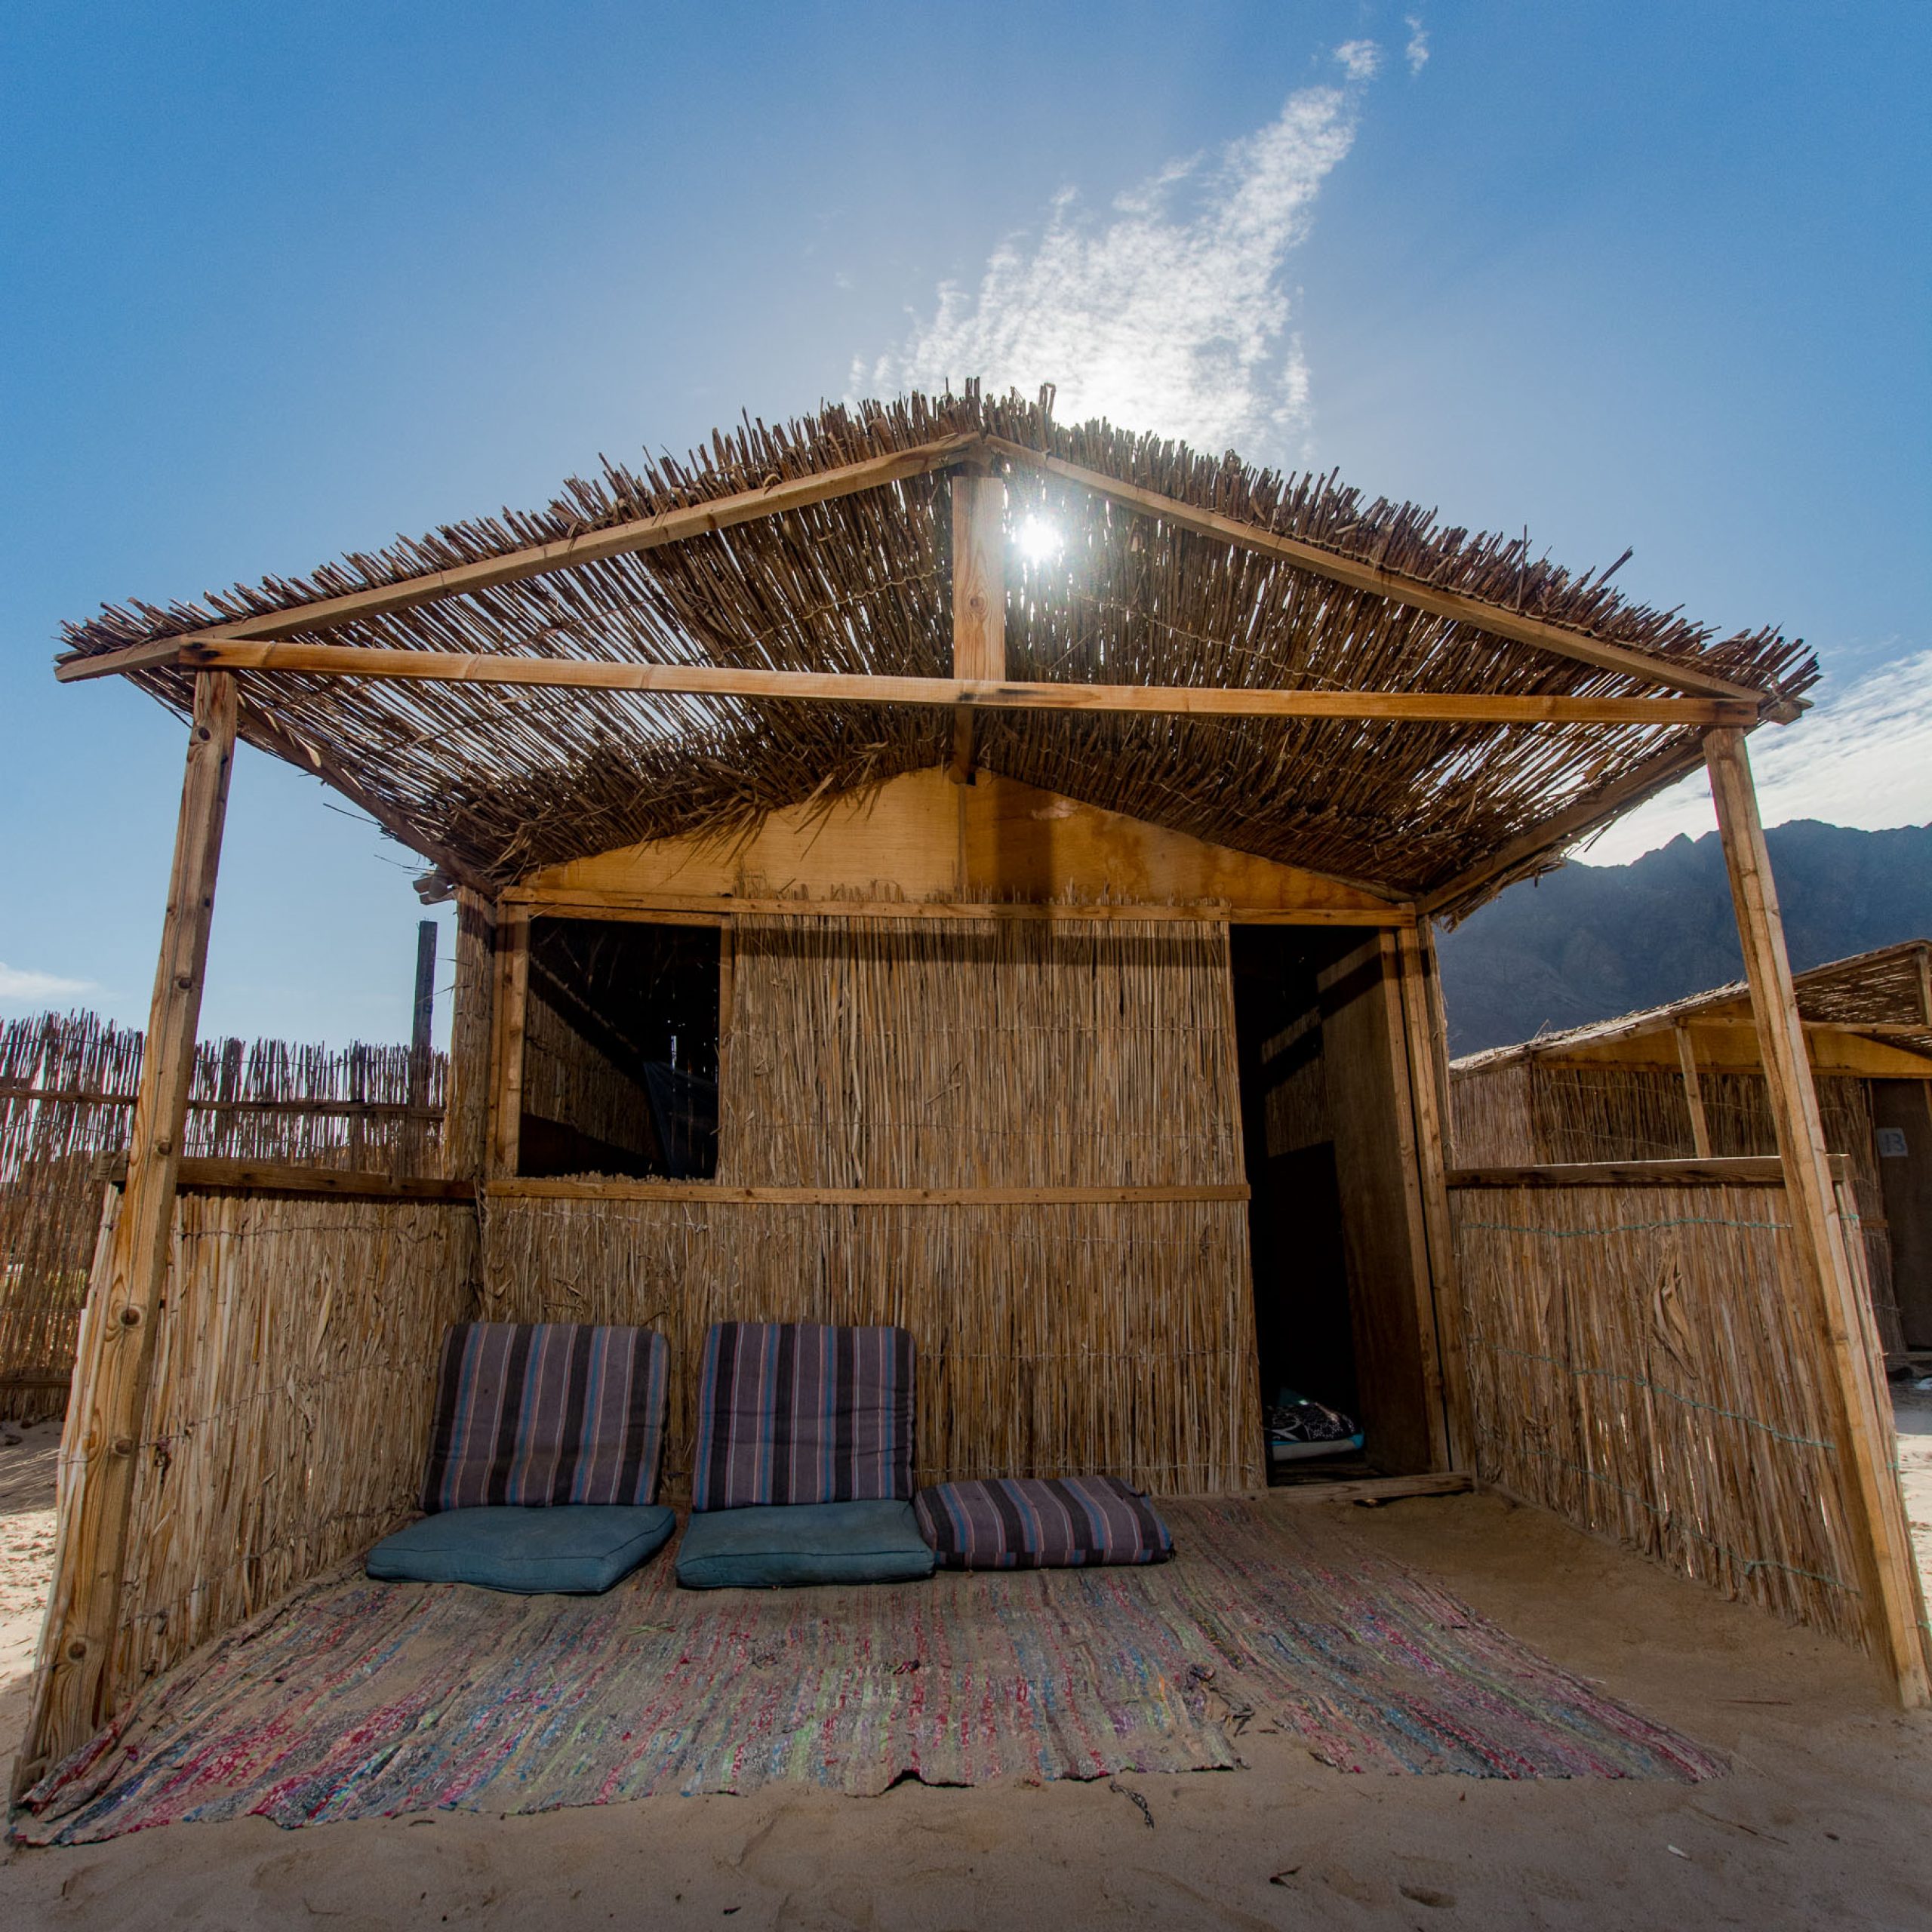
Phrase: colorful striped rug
[{"left": 14, "top": 1499, "right": 1720, "bottom": 1843}]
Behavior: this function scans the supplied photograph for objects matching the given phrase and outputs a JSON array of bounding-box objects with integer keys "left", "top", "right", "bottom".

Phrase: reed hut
[
  {"left": 1451, "top": 940, "right": 1932, "bottom": 1353},
  {"left": 17, "top": 388, "right": 1927, "bottom": 1798}
]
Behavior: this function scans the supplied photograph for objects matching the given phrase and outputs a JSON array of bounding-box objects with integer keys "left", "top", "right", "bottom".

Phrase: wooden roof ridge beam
[
  {"left": 1417, "top": 736, "right": 1712, "bottom": 917},
  {"left": 54, "top": 432, "right": 991, "bottom": 682},
  {"left": 984, "top": 437, "right": 1800, "bottom": 721},
  {"left": 79, "top": 642, "right": 1764, "bottom": 727}
]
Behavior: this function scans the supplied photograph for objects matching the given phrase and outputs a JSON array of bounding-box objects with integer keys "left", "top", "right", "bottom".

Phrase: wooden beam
[
  {"left": 89, "top": 1155, "right": 475, "bottom": 1201},
  {"left": 1705, "top": 726, "right": 1931, "bottom": 1706},
  {"left": 1445, "top": 1155, "right": 1847, "bottom": 1189},
  {"left": 17, "top": 672, "right": 237, "bottom": 1797},
  {"left": 1264, "top": 1471, "right": 1473, "bottom": 1507},
  {"left": 486, "top": 1177, "right": 1251, "bottom": 1206},
  {"left": 232, "top": 697, "right": 491, "bottom": 897},
  {"left": 1419, "top": 736, "right": 1712, "bottom": 916},
  {"left": 1396, "top": 923, "right": 1473, "bottom": 1469},
  {"left": 1537, "top": 1027, "right": 1932, "bottom": 1080},
  {"left": 488, "top": 909, "right": 530, "bottom": 1181},
  {"left": 92, "top": 641, "right": 1763, "bottom": 728},
  {"left": 499, "top": 884, "right": 1417, "bottom": 928},
  {"left": 1675, "top": 1023, "right": 1713, "bottom": 1158},
  {"left": 54, "top": 435, "right": 987, "bottom": 680},
  {"left": 986, "top": 438, "right": 1795, "bottom": 718},
  {"left": 949, "top": 471, "right": 1006, "bottom": 783}
]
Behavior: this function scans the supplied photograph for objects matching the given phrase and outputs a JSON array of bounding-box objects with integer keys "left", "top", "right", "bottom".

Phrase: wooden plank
[
  {"left": 1418, "top": 737, "right": 1713, "bottom": 916},
  {"left": 1705, "top": 724, "right": 1931, "bottom": 1706},
  {"left": 1320, "top": 937, "right": 1441, "bottom": 1475},
  {"left": 1444, "top": 1155, "right": 1848, "bottom": 1189},
  {"left": 54, "top": 435, "right": 987, "bottom": 678},
  {"left": 124, "top": 641, "right": 1762, "bottom": 726},
  {"left": 506, "top": 887, "right": 1414, "bottom": 928},
  {"left": 949, "top": 471, "right": 1005, "bottom": 783},
  {"left": 1675, "top": 1023, "right": 1713, "bottom": 1158},
  {"left": 1263, "top": 1471, "right": 1474, "bottom": 1507},
  {"left": 1396, "top": 923, "right": 1472, "bottom": 1470},
  {"left": 986, "top": 438, "right": 1793, "bottom": 717},
  {"left": 88, "top": 1155, "right": 473, "bottom": 1200},
  {"left": 524, "top": 768, "right": 1409, "bottom": 918},
  {"left": 17, "top": 672, "right": 238, "bottom": 1796},
  {"left": 488, "top": 909, "right": 531, "bottom": 1180},
  {"left": 1540, "top": 1028, "right": 1932, "bottom": 1079},
  {"left": 486, "top": 1178, "right": 1251, "bottom": 1207}
]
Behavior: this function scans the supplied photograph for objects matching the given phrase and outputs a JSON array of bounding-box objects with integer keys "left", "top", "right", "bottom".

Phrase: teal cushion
[
  {"left": 675, "top": 1499, "right": 936, "bottom": 1590},
  {"left": 366, "top": 1504, "right": 675, "bottom": 1594}
]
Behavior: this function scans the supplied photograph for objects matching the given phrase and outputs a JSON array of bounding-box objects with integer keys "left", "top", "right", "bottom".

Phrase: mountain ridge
[{"left": 1436, "top": 821, "right": 1932, "bottom": 1057}]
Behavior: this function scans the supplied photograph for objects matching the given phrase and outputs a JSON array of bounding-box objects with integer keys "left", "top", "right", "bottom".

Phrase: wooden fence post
[
  {"left": 1705, "top": 727, "right": 1931, "bottom": 1704},
  {"left": 15, "top": 672, "right": 238, "bottom": 1795}
]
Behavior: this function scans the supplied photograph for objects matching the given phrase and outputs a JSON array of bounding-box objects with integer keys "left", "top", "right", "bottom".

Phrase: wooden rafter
[
  {"left": 61, "top": 640, "right": 1761, "bottom": 727},
  {"left": 54, "top": 432, "right": 986, "bottom": 681},
  {"left": 986, "top": 438, "right": 1796, "bottom": 718}
]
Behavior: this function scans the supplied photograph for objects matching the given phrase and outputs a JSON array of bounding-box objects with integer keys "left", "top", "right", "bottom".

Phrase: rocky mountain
[{"left": 1437, "top": 821, "right": 1932, "bottom": 1057}]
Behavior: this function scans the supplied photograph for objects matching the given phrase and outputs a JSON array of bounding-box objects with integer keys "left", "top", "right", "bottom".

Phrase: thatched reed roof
[
  {"left": 54, "top": 390, "right": 1817, "bottom": 914},
  {"left": 1454, "top": 940, "right": 1932, "bottom": 1070}
]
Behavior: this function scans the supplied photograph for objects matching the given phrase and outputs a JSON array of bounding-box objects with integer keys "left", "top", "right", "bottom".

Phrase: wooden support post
[
  {"left": 1396, "top": 922, "right": 1473, "bottom": 1470},
  {"left": 17, "top": 673, "right": 237, "bottom": 1795},
  {"left": 401, "top": 919, "right": 438, "bottom": 1176},
  {"left": 488, "top": 907, "right": 531, "bottom": 1180},
  {"left": 1674, "top": 1023, "right": 1713, "bottom": 1158},
  {"left": 948, "top": 472, "right": 1006, "bottom": 784},
  {"left": 1705, "top": 727, "right": 1931, "bottom": 1704}
]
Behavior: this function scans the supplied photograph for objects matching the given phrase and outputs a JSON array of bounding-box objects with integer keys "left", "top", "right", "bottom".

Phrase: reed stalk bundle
[
  {"left": 81, "top": 1187, "right": 477, "bottom": 1709},
  {"left": 0, "top": 1011, "right": 451, "bottom": 1422},
  {"left": 1450, "top": 1180, "right": 1869, "bottom": 1647}
]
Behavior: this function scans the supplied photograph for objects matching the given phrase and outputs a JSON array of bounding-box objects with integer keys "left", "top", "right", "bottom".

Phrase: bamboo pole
[
  {"left": 1674, "top": 1023, "right": 1713, "bottom": 1158},
  {"left": 1704, "top": 726, "right": 1931, "bottom": 1704},
  {"left": 16, "top": 672, "right": 238, "bottom": 1795}
]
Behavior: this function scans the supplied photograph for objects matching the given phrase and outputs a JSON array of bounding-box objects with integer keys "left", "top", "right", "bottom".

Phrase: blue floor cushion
[
  {"left": 367, "top": 1503, "right": 675, "bottom": 1594},
  {"left": 675, "top": 1499, "right": 936, "bottom": 1590}
]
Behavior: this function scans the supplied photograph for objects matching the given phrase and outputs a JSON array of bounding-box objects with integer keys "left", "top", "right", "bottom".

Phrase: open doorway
[
  {"left": 1231, "top": 925, "right": 1441, "bottom": 1484},
  {"left": 518, "top": 918, "right": 721, "bottom": 1180}
]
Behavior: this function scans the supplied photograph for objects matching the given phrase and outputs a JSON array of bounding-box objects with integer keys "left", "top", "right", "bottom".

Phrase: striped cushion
[
  {"left": 914, "top": 1475, "right": 1175, "bottom": 1568},
  {"left": 421, "top": 1322, "right": 669, "bottom": 1512},
  {"left": 691, "top": 1322, "right": 915, "bottom": 1512}
]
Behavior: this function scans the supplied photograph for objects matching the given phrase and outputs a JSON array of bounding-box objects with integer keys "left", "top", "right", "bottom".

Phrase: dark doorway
[{"left": 1230, "top": 925, "right": 1368, "bottom": 1484}]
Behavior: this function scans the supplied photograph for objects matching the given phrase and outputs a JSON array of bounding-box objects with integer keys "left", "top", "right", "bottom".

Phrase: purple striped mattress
[
  {"left": 691, "top": 1321, "right": 915, "bottom": 1511},
  {"left": 421, "top": 1321, "right": 669, "bottom": 1512}
]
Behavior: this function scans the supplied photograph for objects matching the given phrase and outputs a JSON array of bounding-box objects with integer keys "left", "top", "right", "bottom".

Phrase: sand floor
[{"left": 0, "top": 1411, "right": 1929, "bottom": 1929}]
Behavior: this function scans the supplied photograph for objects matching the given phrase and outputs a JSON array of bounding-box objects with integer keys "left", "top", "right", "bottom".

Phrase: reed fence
[
  {"left": 1449, "top": 1177, "right": 1875, "bottom": 1651},
  {"left": 1, "top": 1011, "right": 449, "bottom": 1421},
  {"left": 1451, "top": 1058, "right": 1905, "bottom": 1358}
]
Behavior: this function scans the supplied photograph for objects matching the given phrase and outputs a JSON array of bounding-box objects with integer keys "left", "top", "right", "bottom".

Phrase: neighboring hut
[
  {"left": 16, "top": 389, "right": 1927, "bottom": 1798},
  {"left": 1451, "top": 941, "right": 1932, "bottom": 1355}
]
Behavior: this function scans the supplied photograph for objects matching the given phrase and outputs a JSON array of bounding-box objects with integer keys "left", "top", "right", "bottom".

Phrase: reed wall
[
  {"left": 483, "top": 912, "right": 1263, "bottom": 1495},
  {"left": 521, "top": 986, "right": 657, "bottom": 1160},
  {"left": 1449, "top": 1179, "right": 1871, "bottom": 1650},
  {"left": 86, "top": 1186, "right": 478, "bottom": 1709}
]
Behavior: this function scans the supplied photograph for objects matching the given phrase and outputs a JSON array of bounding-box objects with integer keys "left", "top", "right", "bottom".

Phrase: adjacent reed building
[{"left": 17, "top": 389, "right": 1925, "bottom": 1798}]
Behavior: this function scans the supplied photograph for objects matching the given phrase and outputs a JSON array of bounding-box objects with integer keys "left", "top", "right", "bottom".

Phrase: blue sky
[{"left": 3, "top": 2, "right": 1927, "bottom": 1044}]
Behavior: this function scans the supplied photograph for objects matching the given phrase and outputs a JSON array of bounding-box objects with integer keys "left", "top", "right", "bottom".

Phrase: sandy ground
[{"left": 0, "top": 1415, "right": 1929, "bottom": 1928}]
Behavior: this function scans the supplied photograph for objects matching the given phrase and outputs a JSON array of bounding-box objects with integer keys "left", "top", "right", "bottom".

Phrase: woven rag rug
[{"left": 13, "top": 1498, "right": 1720, "bottom": 1843}]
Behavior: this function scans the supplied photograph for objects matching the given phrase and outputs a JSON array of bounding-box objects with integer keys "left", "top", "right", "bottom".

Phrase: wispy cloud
[
  {"left": 1580, "top": 647, "right": 1932, "bottom": 864},
  {"left": 1404, "top": 15, "right": 1430, "bottom": 75},
  {"left": 0, "top": 963, "right": 97, "bottom": 1007},
  {"left": 860, "top": 51, "right": 1382, "bottom": 457}
]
